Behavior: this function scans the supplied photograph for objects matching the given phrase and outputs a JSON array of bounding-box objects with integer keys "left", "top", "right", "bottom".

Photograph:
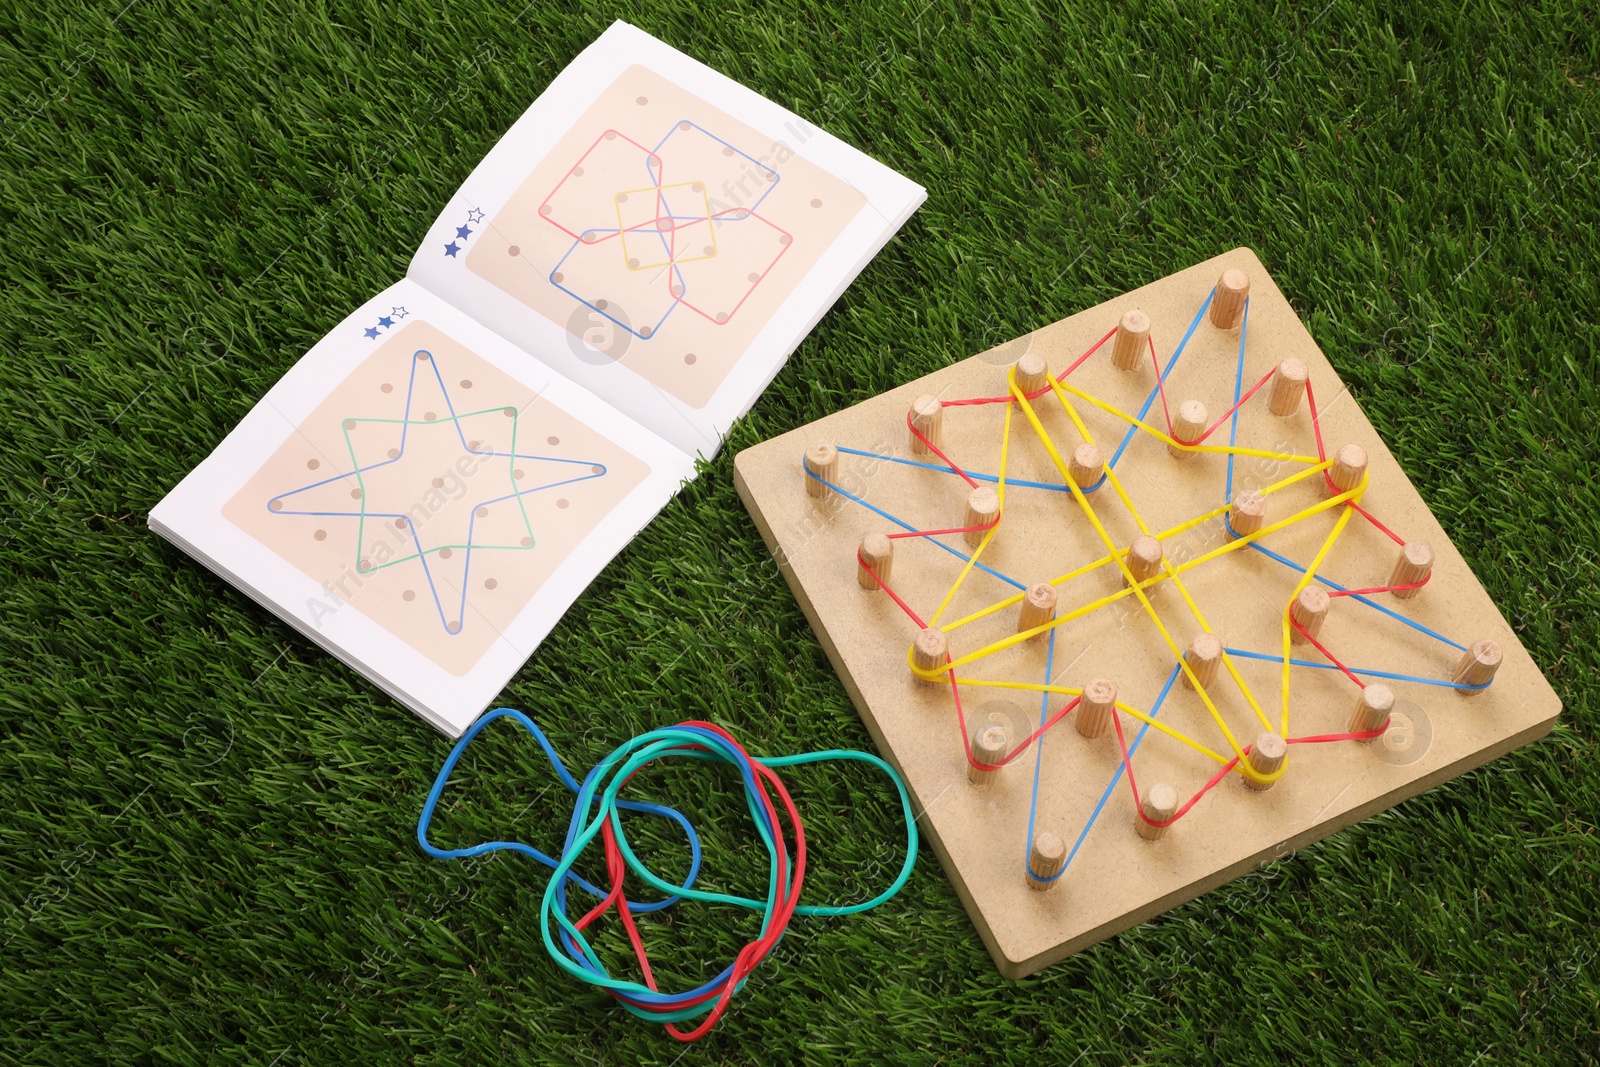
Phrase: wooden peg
[
  {"left": 1452, "top": 638, "right": 1502, "bottom": 695},
  {"left": 1014, "top": 352, "right": 1049, "bottom": 396},
  {"left": 1268, "top": 357, "right": 1308, "bottom": 416},
  {"left": 1228, "top": 490, "right": 1266, "bottom": 540},
  {"left": 912, "top": 626, "right": 949, "bottom": 688},
  {"left": 908, "top": 394, "right": 943, "bottom": 455},
  {"left": 1349, "top": 682, "right": 1394, "bottom": 739},
  {"left": 1182, "top": 633, "right": 1223, "bottom": 691},
  {"left": 1243, "top": 731, "right": 1287, "bottom": 791},
  {"left": 1388, "top": 541, "right": 1434, "bottom": 600},
  {"left": 1136, "top": 783, "right": 1179, "bottom": 841},
  {"left": 1075, "top": 678, "right": 1117, "bottom": 739},
  {"left": 1018, "top": 581, "right": 1058, "bottom": 638},
  {"left": 1168, "top": 399, "right": 1208, "bottom": 459},
  {"left": 1069, "top": 443, "right": 1104, "bottom": 488},
  {"left": 967, "top": 722, "right": 1009, "bottom": 786},
  {"left": 803, "top": 442, "right": 837, "bottom": 499},
  {"left": 1209, "top": 268, "right": 1250, "bottom": 329},
  {"left": 1122, "top": 535, "right": 1164, "bottom": 589},
  {"left": 1328, "top": 444, "right": 1368, "bottom": 494},
  {"left": 857, "top": 532, "right": 893, "bottom": 590},
  {"left": 1289, "top": 586, "right": 1330, "bottom": 645},
  {"left": 964, "top": 485, "right": 1001, "bottom": 546},
  {"left": 1026, "top": 831, "right": 1066, "bottom": 891},
  {"left": 1110, "top": 308, "right": 1151, "bottom": 371}
]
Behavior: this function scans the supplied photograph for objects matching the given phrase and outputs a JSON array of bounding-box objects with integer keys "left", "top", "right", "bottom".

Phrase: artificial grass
[{"left": 2, "top": 0, "right": 1597, "bottom": 1062}]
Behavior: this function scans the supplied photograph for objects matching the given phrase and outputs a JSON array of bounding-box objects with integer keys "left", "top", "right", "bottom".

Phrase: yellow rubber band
[{"left": 892, "top": 358, "right": 1378, "bottom": 789}]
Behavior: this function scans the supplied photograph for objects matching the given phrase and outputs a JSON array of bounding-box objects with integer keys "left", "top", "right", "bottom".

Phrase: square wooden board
[{"left": 733, "top": 248, "right": 1561, "bottom": 978}]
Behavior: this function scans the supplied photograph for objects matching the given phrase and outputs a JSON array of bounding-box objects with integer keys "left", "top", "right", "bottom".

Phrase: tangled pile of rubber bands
[{"left": 417, "top": 709, "right": 918, "bottom": 1041}]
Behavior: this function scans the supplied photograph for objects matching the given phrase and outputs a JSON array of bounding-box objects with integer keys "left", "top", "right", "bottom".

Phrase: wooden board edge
[
  {"left": 995, "top": 707, "right": 1560, "bottom": 978},
  {"left": 735, "top": 424, "right": 1564, "bottom": 981},
  {"left": 733, "top": 453, "right": 1017, "bottom": 965}
]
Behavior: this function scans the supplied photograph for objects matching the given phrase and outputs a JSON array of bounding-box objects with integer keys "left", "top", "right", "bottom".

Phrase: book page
[
  {"left": 151, "top": 279, "right": 693, "bottom": 735},
  {"left": 408, "top": 21, "right": 925, "bottom": 457}
]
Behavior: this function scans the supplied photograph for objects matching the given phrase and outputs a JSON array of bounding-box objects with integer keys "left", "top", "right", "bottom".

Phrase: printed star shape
[
  {"left": 445, "top": 242, "right": 460, "bottom": 257},
  {"left": 391, "top": 306, "right": 409, "bottom": 319},
  {"left": 263, "top": 350, "right": 612, "bottom": 636},
  {"left": 467, "top": 208, "right": 486, "bottom": 223},
  {"left": 364, "top": 326, "right": 381, "bottom": 339},
  {"left": 455, "top": 225, "right": 473, "bottom": 239},
  {"left": 378, "top": 316, "right": 394, "bottom": 328}
]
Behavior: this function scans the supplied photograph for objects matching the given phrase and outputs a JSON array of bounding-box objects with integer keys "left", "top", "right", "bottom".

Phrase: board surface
[{"left": 733, "top": 248, "right": 1561, "bottom": 978}]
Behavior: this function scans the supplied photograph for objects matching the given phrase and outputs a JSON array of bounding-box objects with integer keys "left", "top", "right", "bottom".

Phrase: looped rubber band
[{"left": 418, "top": 709, "right": 918, "bottom": 1041}]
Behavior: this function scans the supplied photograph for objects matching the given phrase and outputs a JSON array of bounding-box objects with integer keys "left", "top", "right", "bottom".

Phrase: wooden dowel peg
[
  {"left": 1243, "top": 731, "right": 1287, "bottom": 791},
  {"left": 1289, "top": 586, "right": 1330, "bottom": 645},
  {"left": 1111, "top": 308, "right": 1151, "bottom": 371},
  {"left": 1209, "top": 268, "right": 1250, "bottom": 330},
  {"left": 1328, "top": 444, "right": 1368, "bottom": 494},
  {"left": 1268, "top": 358, "right": 1308, "bottom": 416},
  {"left": 912, "top": 626, "right": 949, "bottom": 688},
  {"left": 1122, "top": 535, "right": 1164, "bottom": 589},
  {"left": 1350, "top": 682, "right": 1394, "bottom": 739},
  {"left": 1168, "top": 400, "right": 1208, "bottom": 459},
  {"left": 964, "top": 485, "right": 1001, "bottom": 547},
  {"left": 1026, "top": 831, "right": 1066, "bottom": 891},
  {"left": 803, "top": 442, "right": 837, "bottom": 499},
  {"left": 1075, "top": 678, "right": 1117, "bottom": 739},
  {"left": 1452, "top": 638, "right": 1502, "bottom": 695},
  {"left": 1018, "top": 581, "right": 1058, "bottom": 638},
  {"left": 1228, "top": 490, "right": 1266, "bottom": 539},
  {"left": 908, "top": 394, "right": 943, "bottom": 455},
  {"left": 1136, "top": 783, "right": 1179, "bottom": 841},
  {"left": 1388, "top": 541, "right": 1434, "bottom": 600},
  {"left": 1069, "top": 443, "right": 1104, "bottom": 488},
  {"left": 857, "top": 532, "right": 894, "bottom": 590},
  {"left": 967, "top": 722, "right": 1010, "bottom": 786},
  {"left": 1182, "top": 633, "right": 1223, "bottom": 691},
  {"left": 1014, "top": 352, "right": 1050, "bottom": 396}
]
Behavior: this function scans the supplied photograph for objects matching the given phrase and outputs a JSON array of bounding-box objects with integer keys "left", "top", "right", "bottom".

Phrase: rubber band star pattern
[
  {"left": 537, "top": 121, "right": 794, "bottom": 342},
  {"left": 263, "top": 348, "right": 610, "bottom": 635},
  {"left": 811, "top": 282, "right": 1501, "bottom": 889}
]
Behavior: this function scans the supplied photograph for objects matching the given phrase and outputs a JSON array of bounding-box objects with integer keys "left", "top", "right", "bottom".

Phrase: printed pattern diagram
[
  {"left": 263, "top": 349, "right": 610, "bottom": 636},
  {"left": 537, "top": 121, "right": 795, "bottom": 342}
]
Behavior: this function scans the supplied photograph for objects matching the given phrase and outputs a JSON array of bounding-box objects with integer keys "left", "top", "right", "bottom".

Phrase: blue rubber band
[
  {"left": 1224, "top": 296, "right": 1251, "bottom": 502},
  {"left": 1222, "top": 648, "right": 1490, "bottom": 689},
  {"left": 836, "top": 446, "right": 1088, "bottom": 494},
  {"left": 1022, "top": 628, "right": 1058, "bottom": 880},
  {"left": 1227, "top": 526, "right": 1470, "bottom": 654},
  {"left": 417, "top": 708, "right": 704, "bottom": 913},
  {"left": 1108, "top": 288, "right": 1215, "bottom": 471},
  {"left": 802, "top": 464, "right": 1027, "bottom": 590},
  {"left": 1058, "top": 664, "right": 1181, "bottom": 879}
]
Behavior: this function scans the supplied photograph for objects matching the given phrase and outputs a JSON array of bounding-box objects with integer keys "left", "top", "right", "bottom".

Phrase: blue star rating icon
[
  {"left": 444, "top": 211, "right": 485, "bottom": 259},
  {"left": 362, "top": 306, "right": 411, "bottom": 340}
]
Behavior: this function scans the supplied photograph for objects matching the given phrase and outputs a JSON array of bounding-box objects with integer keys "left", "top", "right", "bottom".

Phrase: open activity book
[{"left": 150, "top": 22, "right": 925, "bottom": 735}]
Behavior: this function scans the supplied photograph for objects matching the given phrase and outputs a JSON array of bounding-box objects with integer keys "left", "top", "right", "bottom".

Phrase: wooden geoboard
[{"left": 733, "top": 248, "right": 1561, "bottom": 978}]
